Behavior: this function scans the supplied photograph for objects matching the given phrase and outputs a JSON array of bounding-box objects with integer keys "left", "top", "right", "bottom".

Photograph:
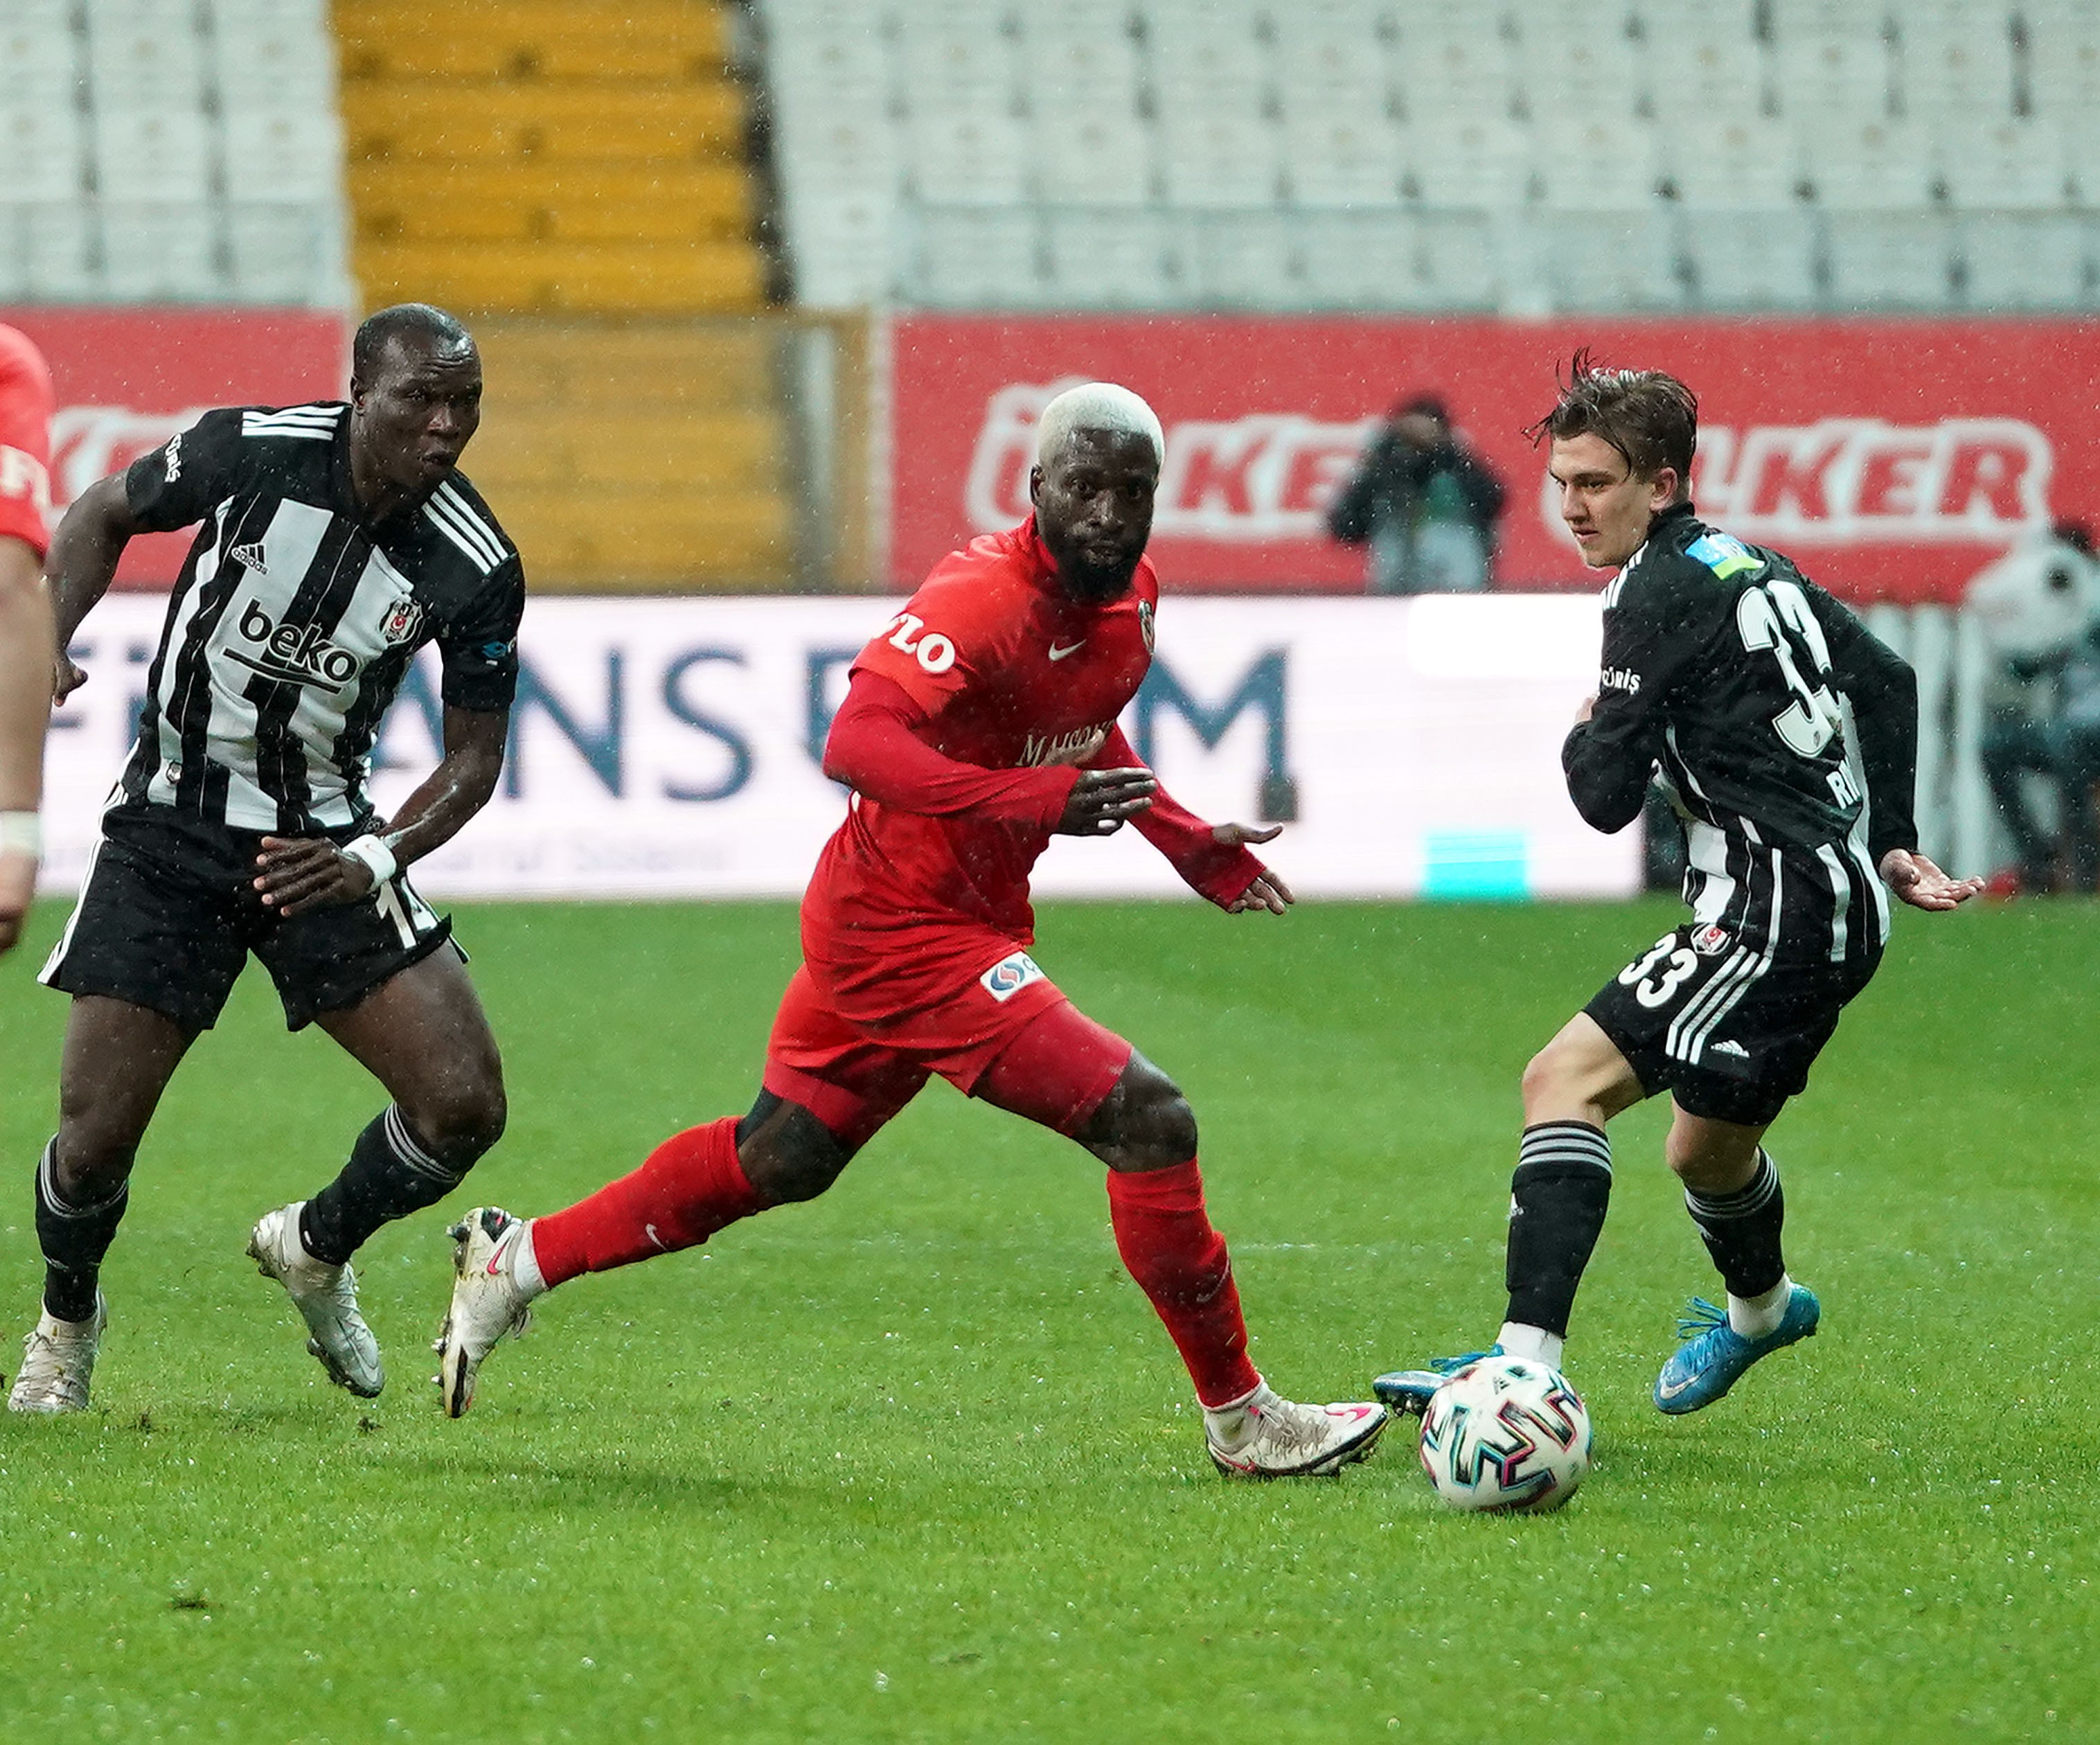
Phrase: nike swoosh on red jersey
[{"left": 1048, "top": 641, "right": 1085, "bottom": 661}]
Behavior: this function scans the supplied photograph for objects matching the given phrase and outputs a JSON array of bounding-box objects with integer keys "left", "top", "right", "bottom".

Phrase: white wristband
[
  {"left": 0, "top": 811, "right": 39, "bottom": 856},
  {"left": 341, "top": 833, "right": 398, "bottom": 886}
]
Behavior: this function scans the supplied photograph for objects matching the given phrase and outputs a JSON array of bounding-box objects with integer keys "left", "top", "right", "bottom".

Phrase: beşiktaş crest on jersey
[{"left": 380, "top": 596, "right": 425, "bottom": 646}]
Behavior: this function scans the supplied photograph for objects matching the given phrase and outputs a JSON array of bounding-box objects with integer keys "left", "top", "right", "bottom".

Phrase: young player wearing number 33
[{"left": 1376, "top": 355, "right": 1982, "bottom": 1421}]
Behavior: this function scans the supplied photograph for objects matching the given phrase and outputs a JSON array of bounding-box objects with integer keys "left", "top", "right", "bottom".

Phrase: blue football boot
[
  {"left": 1653, "top": 1286, "right": 1819, "bottom": 1415},
  {"left": 1371, "top": 1344, "right": 1502, "bottom": 1417}
]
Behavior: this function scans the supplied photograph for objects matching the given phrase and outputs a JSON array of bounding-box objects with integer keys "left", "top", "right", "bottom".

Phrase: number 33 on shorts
[{"left": 1617, "top": 932, "right": 1700, "bottom": 1009}]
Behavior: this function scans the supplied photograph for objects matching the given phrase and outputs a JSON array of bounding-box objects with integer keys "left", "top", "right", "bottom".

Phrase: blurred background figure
[
  {"left": 1967, "top": 523, "right": 2100, "bottom": 896},
  {"left": 1326, "top": 396, "right": 1506, "bottom": 595}
]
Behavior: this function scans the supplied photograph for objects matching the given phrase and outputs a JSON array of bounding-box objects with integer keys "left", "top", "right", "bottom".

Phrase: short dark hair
[
  {"left": 352, "top": 303, "right": 474, "bottom": 381},
  {"left": 1527, "top": 350, "right": 1697, "bottom": 495}
]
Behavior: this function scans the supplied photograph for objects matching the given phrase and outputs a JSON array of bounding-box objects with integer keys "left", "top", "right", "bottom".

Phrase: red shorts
[{"left": 762, "top": 938, "right": 1131, "bottom": 1150}]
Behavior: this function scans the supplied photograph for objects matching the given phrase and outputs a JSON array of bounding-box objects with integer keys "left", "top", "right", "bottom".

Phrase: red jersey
[
  {"left": 0, "top": 324, "right": 56, "bottom": 559},
  {"left": 812, "top": 519, "right": 1157, "bottom": 946}
]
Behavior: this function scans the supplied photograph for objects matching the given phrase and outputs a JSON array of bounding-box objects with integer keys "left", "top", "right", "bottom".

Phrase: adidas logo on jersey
[
  {"left": 230, "top": 541, "right": 267, "bottom": 574},
  {"left": 231, "top": 600, "right": 359, "bottom": 688},
  {"left": 1709, "top": 1039, "right": 1750, "bottom": 1058}
]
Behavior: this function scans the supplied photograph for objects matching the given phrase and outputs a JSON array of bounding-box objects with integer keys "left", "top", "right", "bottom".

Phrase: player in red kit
[
  {"left": 436, "top": 382, "right": 1389, "bottom": 1478},
  {"left": 0, "top": 323, "right": 58, "bottom": 956}
]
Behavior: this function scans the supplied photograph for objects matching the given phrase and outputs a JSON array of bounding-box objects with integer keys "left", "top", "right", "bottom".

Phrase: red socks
[
  {"left": 529, "top": 1117, "right": 768, "bottom": 1288},
  {"left": 1105, "top": 1160, "right": 1261, "bottom": 1408}
]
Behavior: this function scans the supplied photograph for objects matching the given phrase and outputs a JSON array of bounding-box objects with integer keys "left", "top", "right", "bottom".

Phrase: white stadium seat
[
  {"left": 20, "top": 203, "right": 103, "bottom": 301},
  {"left": 1186, "top": 209, "right": 1302, "bottom": 308},
  {"left": 1041, "top": 206, "right": 1175, "bottom": 306},
  {"left": 1960, "top": 213, "right": 2088, "bottom": 311},
  {"left": 1030, "top": 113, "right": 1153, "bottom": 207},
  {"left": 1525, "top": 209, "right": 1683, "bottom": 312},
  {"left": 1018, "top": 23, "right": 1145, "bottom": 126},
  {"left": 1824, "top": 210, "right": 1957, "bottom": 308},
  {"left": 1798, "top": 118, "right": 1935, "bottom": 209},
  {"left": 1896, "top": 12, "right": 2017, "bottom": 121},
  {"left": 1157, "top": 114, "right": 1281, "bottom": 210},
  {"left": 94, "top": 107, "right": 215, "bottom": 204},
  {"left": 1662, "top": 117, "right": 1801, "bottom": 210},
  {"left": 220, "top": 109, "right": 342, "bottom": 204},
  {"left": 0, "top": 103, "right": 88, "bottom": 203},
  {"left": 1937, "top": 118, "right": 2070, "bottom": 213},
  {"left": 1394, "top": 27, "right": 1513, "bottom": 125},
  {"left": 908, "top": 205, "right": 1047, "bottom": 307},
  {"left": 909, "top": 112, "right": 1031, "bottom": 206},
  {"left": 1681, "top": 207, "right": 1820, "bottom": 308},
  {"left": 1283, "top": 114, "right": 1403, "bottom": 209},
  {"left": 103, "top": 202, "right": 224, "bottom": 301},
  {"left": 1770, "top": 31, "right": 1892, "bottom": 123},
  {"left": 1532, "top": 118, "right": 1662, "bottom": 212},
  {"left": 1405, "top": 117, "right": 1530, "bottom": 209},
  {"left": 1273, "top": 21, "right": 1391, "bottom": 125}
]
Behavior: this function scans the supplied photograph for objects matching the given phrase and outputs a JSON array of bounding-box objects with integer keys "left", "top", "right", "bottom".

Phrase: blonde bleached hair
[{"left": 1033, "top": 382, "right": 1166, "bottom": 469}]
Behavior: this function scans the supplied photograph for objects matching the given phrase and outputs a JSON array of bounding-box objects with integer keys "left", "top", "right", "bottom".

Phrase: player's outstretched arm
[
  {"left": 1878, "top": 848, "right": 1984, "bottom": 912},
  {"left": 1083, "top": 725, "right": 1289, "bottom": 914},
  {"left": 254, "top": 706, "right": 508, "bottom": 916},
  {"left": 45, "top": 475, "right": 147, "bottom": 703}
]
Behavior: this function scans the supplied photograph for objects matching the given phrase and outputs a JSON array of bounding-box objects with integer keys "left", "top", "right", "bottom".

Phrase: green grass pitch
[{"left": 0, "top": 895, "right": 2094, "bottom": 1743}]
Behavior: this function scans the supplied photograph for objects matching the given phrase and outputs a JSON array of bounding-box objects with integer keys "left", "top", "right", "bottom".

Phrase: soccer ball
[{"left": 1418, "top": 1354, "right": 1593, "bottom": 1514}]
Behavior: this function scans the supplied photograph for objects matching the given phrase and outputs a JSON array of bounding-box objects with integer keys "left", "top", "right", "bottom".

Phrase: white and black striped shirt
[
  {"left": 1564, "top": 504, "right": 1920, "bottom": 969},
  {"left": 118, "top": 402, "right": 524, "bottom": 833}
]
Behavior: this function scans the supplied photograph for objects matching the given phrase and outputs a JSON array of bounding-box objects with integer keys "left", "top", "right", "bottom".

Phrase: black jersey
[
  {"left": 1564, "top": 502, "right": 1919, "bottom": 968},
  {"left": 116, "top": 402, "right": 524, "bottom": 834}
]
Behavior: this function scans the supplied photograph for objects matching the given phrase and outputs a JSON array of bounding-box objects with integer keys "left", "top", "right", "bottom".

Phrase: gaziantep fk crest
[
  {"left": 1137, "top": 599, "right": 1155, "bottom": 653},
  {"left": 1418, "top": 1354, "right": 1592, "bottom": 1513}
]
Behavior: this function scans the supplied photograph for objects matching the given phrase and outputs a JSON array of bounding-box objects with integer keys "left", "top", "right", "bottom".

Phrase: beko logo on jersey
[
  {"left": 230, "top": 601, "right": 360, "bottom": 687},
  {"left": 1600, "top": 666, "right": 1642, "bottom": 694}
]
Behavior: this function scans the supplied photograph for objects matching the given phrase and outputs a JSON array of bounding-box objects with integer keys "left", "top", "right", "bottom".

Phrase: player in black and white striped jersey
[
  {"left": 13, "top": 305, "right": 522, "bottom": 1414},
  {"left": 1375, "top": 355, "right": 1981, "bottom": 1425}
]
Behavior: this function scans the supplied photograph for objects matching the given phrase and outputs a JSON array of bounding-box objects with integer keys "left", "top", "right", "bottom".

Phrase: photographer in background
[
  {"left": 1326, "top": 393, "right": 1506, "bottom": 594},
  {"left": 1968, "top": 522, "right": 2100, "bottom": 896}
]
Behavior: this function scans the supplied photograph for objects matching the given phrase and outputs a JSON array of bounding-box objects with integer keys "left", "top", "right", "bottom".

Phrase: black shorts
[
  {"left": 39, "top": 801, "right": 460, "bottom": 1034},
  {"left": 1584, "top": 919, "right": 1878, "bottom": 1126}
]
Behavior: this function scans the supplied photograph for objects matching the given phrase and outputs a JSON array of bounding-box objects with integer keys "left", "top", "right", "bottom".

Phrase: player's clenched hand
[
  {"left": 253, "top": 835, "right": 377, "bottom": 917},
  {"left": 1212, "top": 822, "right": 1294, "bottom": 915},
  {"left": 1573, "top": 693, "right": 1597, "bottom": 725},
  {"left": 1058, "top": 767, "right": 1157, "bottom": 836},
  {"left": 1879, "top": 848, "right": 1984, "bottom": 912},
  {"left": 0, "top": 849, "right": 34, "bottom": 953}
]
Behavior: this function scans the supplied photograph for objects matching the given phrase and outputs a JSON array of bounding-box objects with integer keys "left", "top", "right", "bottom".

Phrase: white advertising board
[{"left": 39, "top": 595, "right": 1640, "bottom": 902}]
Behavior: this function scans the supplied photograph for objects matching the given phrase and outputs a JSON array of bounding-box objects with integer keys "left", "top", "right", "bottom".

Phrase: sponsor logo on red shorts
[{"left": 979, "top": 950, "right": 1044, "bottom": 1002}]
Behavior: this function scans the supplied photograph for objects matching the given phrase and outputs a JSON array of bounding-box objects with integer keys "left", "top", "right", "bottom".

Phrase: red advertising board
[
  {"left": 889, "top": 314, "right": 2097, "bottom": 602},
  {"left": 0, "top": 306, "right": 346, "bottom": 587}
]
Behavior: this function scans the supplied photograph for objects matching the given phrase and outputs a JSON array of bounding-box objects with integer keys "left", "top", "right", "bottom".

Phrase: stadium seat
[
  {"left": 2025, "top": 10, "right": 2100, "bottom": 125},
  {"left": 1030, "top": 114, "right": 1153, "bottom": 207},
  {"left": 1643, "top": 26, "right": 1768, "bottom": 131},
  {"left": 1662, "top": 117, "right": 1801, "bottom": 209},
  {"left": 1405, "top": 118, "right": 1530, "bottom": 209},
  {"left": 85, "top": 15, "right": 207, "bottom": 104},
  {"left": 1527, "top": 209, "right": 1683, "bottom": 311},
  {"left": 228, "top": 202, "right": 347, "bottom": 306},
  {"left": 20, "top": 204, "right": 101, "bottom": 301},
  {"left": 1896, "top": 11, "right": 2017, "bottom": 120},
  {"left": 1396, "top": 26, "right": 1513, "bottom": 125},
  {"left": 1509, "top": 21, "right": 1646, "bottom": 123},
  {"left": 102, "top": 203, "right": 222, "bottom": 301},
  {"left": 1770, "top": 31, "right": 1892, "bottom": 124},
  {"left": 1157, "top": 114, "right": 1282, "bottom": 210},
  {"left": 1532, "top": 118, "right": 1662, "bottom": 211},
  {"left": 1937, "top": 118, "right": 2070, "bottom": 212},
  {"left": 1283, "top": 114, "right": 1403, "bottom": 209},
  {"left": 94, "top": 109, "right": 215, "bottom": 204},
  {"left": 908, "top": 204, "right": 1047, "bottom": 306},
  {"left": 1042, "top": 207, "right": 1175, "bottom": 307},
  {"left": 1680, "top": 207, "right": 1821, "bottom": 308},
  {"left": 909, "top": 112, "right": 1031, "bottom": 206},
  {"left": 221, "top": 110, "right": 344, "bottom": 204},
  {"left": 1823, "top": 210, "right": 1957, "bottom": 309},
  {"left": 1959, "top": 213, "right": 2088, "bottom": 310},
  {"left": 896, "top": 6, "right": 1017, "bottom": 121},
  {"left": 1146, "top": 7, "right": 1270, "bottom": 116},
  {"left": 1020, "top": 21, "right": 1146, "bottom": 127},
  {"left": 787, "top": 189, "right": 896, "bottom": 305},
  {"left": 1798, "top": 118, "right": 1936, "bottom": 209},
  {"left": 1188, "top": 209, "right": 1305, "bottom": 308},
  {"left": 0, "top": 103, "right": 87, "bottom": 203},
  {"left": 1273, "top": 21, "right": 1392, "bottom": 127},
  {"left": 0, "top": 6, "right": 81, "bottom": 94}
]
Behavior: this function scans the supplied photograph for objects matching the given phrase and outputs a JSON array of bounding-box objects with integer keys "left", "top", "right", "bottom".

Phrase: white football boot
[
  {"left": 247, "top": 1202, "right": 384, "bottom": 1399},
  {"left": 434, "top": 1205, "right": 536, "bottom": 1418},
  {"left": 9, "top": 1293, "right": 107, "bottom": 1414},
  {"left": 1205, "top": 1383, "right": 1389, "bottom": 1478}
]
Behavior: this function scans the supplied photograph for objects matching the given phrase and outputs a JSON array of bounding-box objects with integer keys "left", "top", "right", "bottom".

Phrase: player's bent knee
[
  {"left": 1091, "top": 1061, "right": 1199, "bottom": 1170},
  {"left": 736, "top": 1098, "right": 852, "bottom": 1204},
  {"left": 403, "top": 1073, "right": 508, "bottom": 1167}
]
